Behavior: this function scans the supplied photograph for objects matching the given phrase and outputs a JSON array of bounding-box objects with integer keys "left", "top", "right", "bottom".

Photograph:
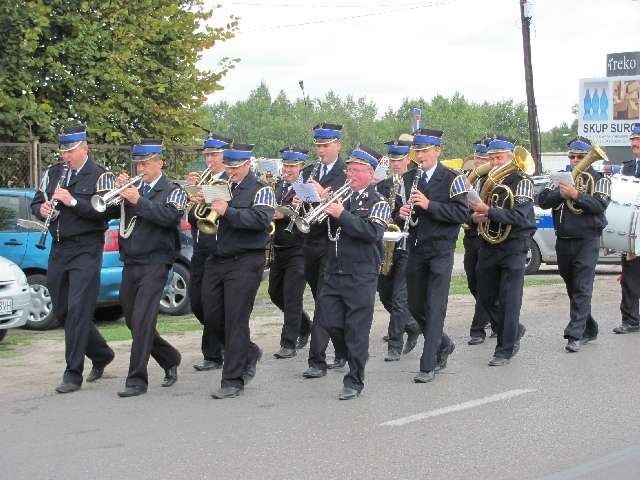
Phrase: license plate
[{"left": 0, "top": 298, "right": 12, "bottom": 315}]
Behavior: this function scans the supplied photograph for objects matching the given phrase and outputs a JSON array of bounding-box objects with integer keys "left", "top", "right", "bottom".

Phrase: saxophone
[
  {"left": 462, "top": 162, "right": 493, "bottom": 231},
  {"left": 477, "top": 146, "right": 528, "bottom": 244},
  {"left": 381, "top": 174, "right": 403, "bottom": 276},
  {"left": 565, "top": 144, "right": 607, "bottom": 214}
]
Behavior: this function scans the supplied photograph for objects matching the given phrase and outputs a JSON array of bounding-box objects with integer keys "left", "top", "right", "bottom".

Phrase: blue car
[{"left": 0, "top": 188, "right": 193, "bottom": 330}]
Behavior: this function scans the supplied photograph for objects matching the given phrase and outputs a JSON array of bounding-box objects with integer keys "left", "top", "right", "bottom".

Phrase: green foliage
[
  {"left": 541, "top": 119, "right": 578, "bottom": 152},
  {"left": 0, "top": 0, "right": 239, "bottom": 144},
  {"left": 200, "top": 84, "right": 532, "bottom": 160}
]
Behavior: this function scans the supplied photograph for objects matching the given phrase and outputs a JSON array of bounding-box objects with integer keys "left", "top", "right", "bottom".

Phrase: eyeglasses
[{"left": 568, "top": 155, "right": 585, "bottom": 160}]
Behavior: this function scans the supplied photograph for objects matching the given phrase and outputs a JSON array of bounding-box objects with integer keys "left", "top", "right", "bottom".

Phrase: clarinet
[
  {"left": 397, "top": 168, "right": 421, "bottom": 252},
  {"left": 36, "top": 163, "right": 70, "bottom": 250}
]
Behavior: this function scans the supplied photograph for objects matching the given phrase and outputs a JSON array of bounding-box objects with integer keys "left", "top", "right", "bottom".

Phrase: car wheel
[
  {"left": 525, "top": 240, "right": 542, "bottom": 275},
  {"left": 159, "top": 262, "right": 191, "bottom": 315},
  {"left": 0, "top": 329, "right": 6, "bottom": 343},
  {"left": 25, "top": 273, "right": 59, "bottom": 330}
]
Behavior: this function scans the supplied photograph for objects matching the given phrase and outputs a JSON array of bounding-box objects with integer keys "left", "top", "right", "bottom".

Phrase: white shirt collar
[
  {"left": 322, "top": 158, "right": 338, "bottom": 174},
  {"left": 145, "top": 173, "right": 163, "bottom": 190},
  {"left": 72, "top": 157, "right": 88, "bottom": 173},
  {"left": 422, "top": 162, "right": 437, "bottom": 180}
]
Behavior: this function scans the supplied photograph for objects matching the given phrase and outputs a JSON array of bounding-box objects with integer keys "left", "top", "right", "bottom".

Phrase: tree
[
  {"left": 541, "top": 119, "right": 578, "bottom": 152},
  {"left": 0, "top": 0, "right": 238, "bottom": 144}
]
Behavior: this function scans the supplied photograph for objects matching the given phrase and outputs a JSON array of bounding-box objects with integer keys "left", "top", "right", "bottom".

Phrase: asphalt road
[{"left": 3, "top": 271, "right": 640, "bottom": 480}]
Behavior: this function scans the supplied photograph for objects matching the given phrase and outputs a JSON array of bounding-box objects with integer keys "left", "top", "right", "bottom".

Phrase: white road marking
[{"left": 380, "top": 388, "right": 537, "bottom": 427}]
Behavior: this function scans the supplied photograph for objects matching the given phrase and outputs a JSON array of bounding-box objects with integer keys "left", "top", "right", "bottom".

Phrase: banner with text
[{"left": 578, "top": 75, "right": 640, "bottom": 146}]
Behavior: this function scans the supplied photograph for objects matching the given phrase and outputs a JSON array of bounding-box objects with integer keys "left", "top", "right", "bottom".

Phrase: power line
[{"left": 241, "top": 0, "right": 457, "bottom": 33}]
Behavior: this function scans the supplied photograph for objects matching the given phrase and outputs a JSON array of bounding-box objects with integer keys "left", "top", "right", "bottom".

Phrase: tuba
[
  {"left": 565, "top": 144, "right": 608, "bottom": 214},
  {"left": 477, "top": 146, "right": 529, "bottom": 244},
  {"left": 381, "top": 174, "right": 402, "bottom": 276}
]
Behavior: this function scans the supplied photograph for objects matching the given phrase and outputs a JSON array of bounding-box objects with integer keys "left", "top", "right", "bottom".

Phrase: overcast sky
[{"left": 200, "top": 0, "right": 640, "bottom": 131}]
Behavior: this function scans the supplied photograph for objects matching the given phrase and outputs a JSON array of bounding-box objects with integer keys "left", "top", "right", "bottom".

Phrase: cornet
[
  {"left": 296, "top": 182, "right": 352, "bottom": 234},
  {"left": 91, "top": 174, "right": 144, "bottom": 212}
]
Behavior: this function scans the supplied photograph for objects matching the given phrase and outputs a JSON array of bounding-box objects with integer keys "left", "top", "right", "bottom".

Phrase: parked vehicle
[
  {"left": 0, "top": 188, "right": 192, "bottom": 330},
  {"left": 0, "top": 256, "right": 30, "bottom": 343},
  {"left": 526, "top": 176, "right": 620, "bottom": 274}
]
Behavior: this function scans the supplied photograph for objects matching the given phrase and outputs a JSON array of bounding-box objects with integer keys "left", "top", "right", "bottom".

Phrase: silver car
[
  {"left": 526, "top": 176, "right": 620, "bottom": 274},
  {"left": 0, "top": 256, "right": 30, "bottom": 343}
]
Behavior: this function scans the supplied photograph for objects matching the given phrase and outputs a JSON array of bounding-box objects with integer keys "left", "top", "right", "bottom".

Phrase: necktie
[
  {"left": 231, "top": 182, "right": 238, "bottom": 191},
  {"left": 635, "top": 161, "right": 640, "bottom": 178},
  {"left": 280, "top": 182, "right": 290, "bottom": 202},
  {"left": 418, "top": 171, "right": 428, "bottom": 190},
  {"left": 67, "top": 169, "right": 77, "bottom": 187},
  {"left": 142, "top": 183, "right": 151, "bottom": 197},
  {"left": 320, "top": 164, "right": 328, "bottom": 181}
]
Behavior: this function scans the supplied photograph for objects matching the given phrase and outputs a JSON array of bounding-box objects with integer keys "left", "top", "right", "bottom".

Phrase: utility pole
[{"left": 519, "top": 0, "right": 541, "bottom": 174}]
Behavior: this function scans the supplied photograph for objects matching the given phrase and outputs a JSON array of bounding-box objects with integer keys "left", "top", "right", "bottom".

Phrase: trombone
[
  {"left": 296, "top": 182, "right": 352, "bottom": 234},
  {"left": 91, "top": 174, "right": 144, "bottom": 212}
]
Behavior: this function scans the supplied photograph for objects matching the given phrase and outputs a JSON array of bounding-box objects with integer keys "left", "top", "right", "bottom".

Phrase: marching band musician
[
  {"left": 30, "top": 124, "right": 115, "bottom": 394},
  {"left": 399, "top": 128, "right": 468, "bottom": 384},
  {"left": 538, "top": 137, "right": 610, "bottom": 352},
  {"left": 612, "top": 123, "right": 640, "bottom": 335},
  {"left": 269, "top": 146, "right": 312, "bottom": 359},
  {"left": 114, "top": 139, "right": 188, "bottom": 397},
  {"left": 313, "top": 145, "right": 390, "bottom": 399},
  {"left": 186, "top": 134, "right": 231, "bottom": 371},
  {"left": 469, "top": 136, "right": 535, "bottom": 366},
  {"left": 376, "top": 139, "right": 421, "bottom": 361},
  {"left": 302, "top": 123, "right": 348, "bottom": 378},
  {"left": 202, "top": 142, "right": 275, "bottom": 399},
  {"left": 465, "top": 138, "right": 495, "bottom": 345}
]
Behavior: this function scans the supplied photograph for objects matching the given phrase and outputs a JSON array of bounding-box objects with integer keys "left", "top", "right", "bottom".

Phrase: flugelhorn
[
  {"left": 91, "top": 174, "right": 144, "bottom": 212},
  {"left": 296, "top": 182, "right": 352, "bottom": 234}
]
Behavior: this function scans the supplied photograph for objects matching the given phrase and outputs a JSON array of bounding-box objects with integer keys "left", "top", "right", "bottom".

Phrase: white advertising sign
[{"left": 578, "top": 75, "right": 640, "bottom": 146}]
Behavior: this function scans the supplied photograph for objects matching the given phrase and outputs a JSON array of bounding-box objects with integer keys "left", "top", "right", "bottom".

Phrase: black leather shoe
[
  {"left": 55, "top": 382, "right": 81, "bottom": 394},
  {"left": 86, "top": 366, "right": 105, "bottom": 383},
  {"left": 295, "top": 333, "right": 310, "bottom": 350},
  {"left": 581, "top": 335, "right": 597, "bottom": 345},
  {"left": 613, "top": 324, "right": 640, "bottom": 334},
  {"left": 403, "top": 331, "right": 420, "bottom": 354},
  {"left": 117, "top": 385, "right": 147, "bottom": 397},
  {"left": 488, "top": 356, "right": 510, "bottom": 366},
  {"left": 468, "top": 336, "right": 485, "bottom": 346},
  {"left": 384, "top": 350, "right": 401, "bottom": 362},
  {"left": 413, "top": 371, "right": 435, "bottom": 383},
  {"left": 512, "top": 326, "right": 526, "bottom": 357},
  {"left": 489, "top": 331, "right": 498, "bottom": 338},
  {"left": 242, "top": 347, "right": 263, "bottom": 385},
  {"left": 161, "top": 366, "right": 178, "bottom": 387},
  {"left": 435, "top": 342, "right": 455, "bottom": 372},
  {"left": 338, "top": 387, "right": 360, "bottom": 400},
  {"left": 302, "top": 367, "right": 327, "bottom": 378},
  {"left": 565, "top": 339, "right": 581, "bottom": 353},
  {"left": 193, "top": 359, "right": 223, "bottom": 371},
  {"left": 327, "top": 357, "right": 347, "bottom": 369},
  {"left": 382, "top": 335, "right": 389, "bottom": 343},
  {"left": 211, "top": 386, "right": 242, "bottom": 399},
  {"left": 273, "top": 347, "right": 297, "bottom": 359}
]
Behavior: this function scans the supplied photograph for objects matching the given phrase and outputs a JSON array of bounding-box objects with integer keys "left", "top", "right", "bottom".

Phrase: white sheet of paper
[
  {"left": 549, "top": 171, "right": 574, "bottom": 187},
  {"left": 374, "top": 161, "right": 389, "bottom": 181},
  {"left": 292, "top": 182, "right": 321, "bottom": 203},
  {"left": 200, "top": 184, "right": 232, "bottom": 203},
  {"left": 467, "top": 188, "right": 482, "bottom": 204},
  {"left": 256, "top": 158, "right": 281, "bottom": 177}
]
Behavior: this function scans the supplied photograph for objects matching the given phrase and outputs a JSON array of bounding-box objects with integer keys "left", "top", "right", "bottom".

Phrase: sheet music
[
  {"left": 549, "top": 171, "right": 574, "bottom": 187},
  {"left": 256, "top": 158, "right": 281, "bottom": 177},
  {"left": 200, "top": 184, "right": 232, "bottom": 203},
  {"left": 467, "top": 188, "right": 482, "bottom": 205},
  {"left": 292, "top": 182, "right": 321, "bottom": 203}
]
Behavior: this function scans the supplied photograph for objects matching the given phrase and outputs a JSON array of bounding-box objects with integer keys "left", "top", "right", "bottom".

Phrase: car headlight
[{"left": 9, "top": 264, "right": 27, "bottom": 287}]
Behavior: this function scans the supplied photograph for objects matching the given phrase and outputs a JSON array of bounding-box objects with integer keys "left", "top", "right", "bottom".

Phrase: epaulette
[
  {"left": 167, "top": 185, "right": 188, "bottom": 211},
  {"left": 450, "top": 174, "right": 469, "bottom": 198},
  {"left": 96, "top": 171, "right": 116, "bottom": 193},
  {"left": 514, "top": 177, "right": 534, "bottom": 203},
  {"left": 369, "top": 200, "right": 391, "bottom": 227},
  {"left": 254, "top": 185, "right": 276, "bottom": 208},
  {"left": 594, "top": 176, "right": 612, "bottom": 198}
]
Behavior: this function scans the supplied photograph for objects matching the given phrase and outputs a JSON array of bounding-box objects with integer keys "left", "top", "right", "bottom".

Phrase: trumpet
[
  {"left": 186, "top": 168, "right": 215, "bottom": 211},
  {"left": 194, "top": 178, "right": 233, "bottom": 234},
  {"left": 296, "top": 182, "right": 352, "bottom": 234},
  {"left": 91, "top": 174, "right": 144, "bottom": 212}
]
